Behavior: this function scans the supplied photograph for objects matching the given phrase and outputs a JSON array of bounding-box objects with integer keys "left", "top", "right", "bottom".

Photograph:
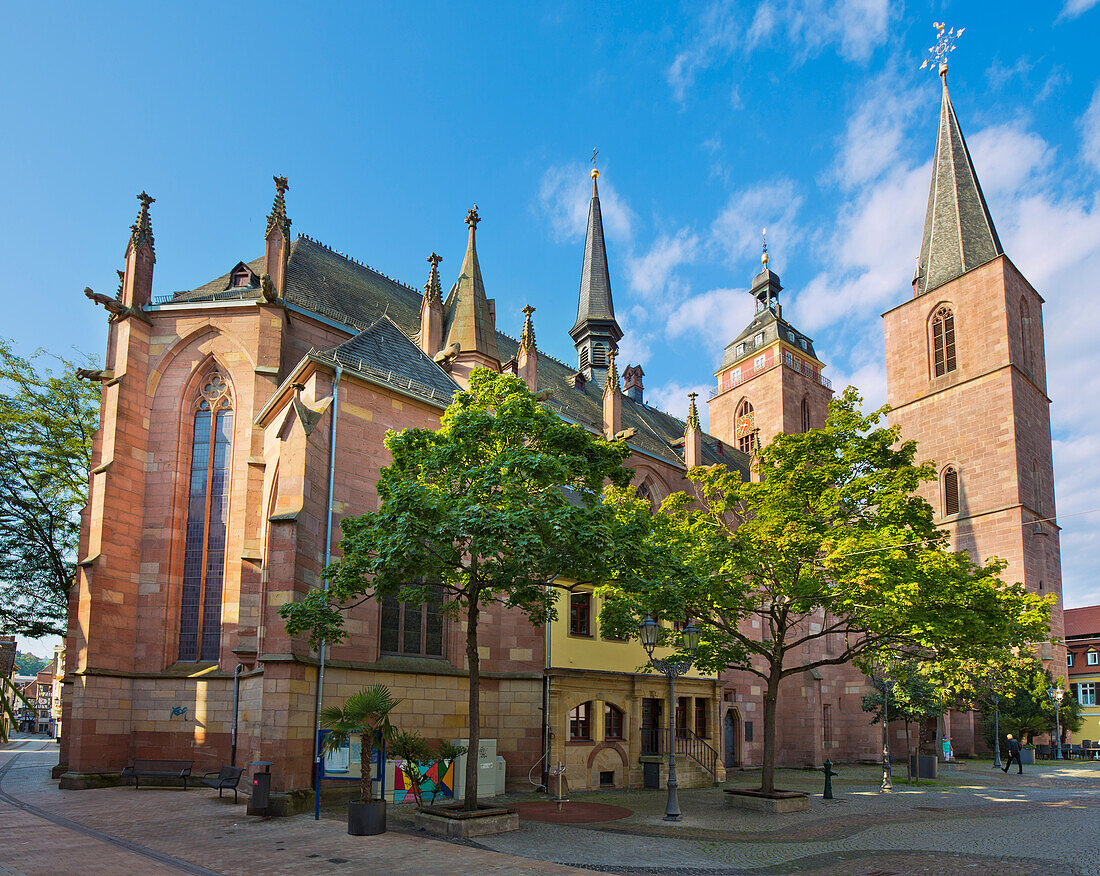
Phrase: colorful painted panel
[{"left": 391, "top": 759, "right": 455, "bottom": 803}]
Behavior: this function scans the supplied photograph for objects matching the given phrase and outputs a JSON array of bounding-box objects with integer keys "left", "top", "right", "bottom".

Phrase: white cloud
[
  {"left": 1058, "top": 0, "right": 1100, "bottom": 22},
  {"left": 968, "top": 125, "right": 1054, "bottom": 195},
  {"left": 666, "top": 286, "right": 754, "bottom": 353},
  {"left": 667, "top": 0, "right": 892, "bottom": 103},
  {"left": 626, "top": 229, "right": 699, "bottom": 298},
  {"left": 710, "top": 178, "right": 803, "bottom": 266},
  {"left": 667, "top": 1, "right": 741, "bottom": 103},
  {"left": 646, "top": 380, "right": 714, "bottom": 431},
  {"left": 537, "top": 164, "right": 635, "bottom": 244},
  {"left": 833, "top": 71, "right": 922, "bottom": 189},
  {"left": 1081, "top": 84, "right": 1100, "bottom": 173}
]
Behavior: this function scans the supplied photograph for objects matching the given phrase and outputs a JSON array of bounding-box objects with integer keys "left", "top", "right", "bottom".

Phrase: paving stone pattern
[{"left": 4, "top": 738, "right": 1100, "bottom": 875}]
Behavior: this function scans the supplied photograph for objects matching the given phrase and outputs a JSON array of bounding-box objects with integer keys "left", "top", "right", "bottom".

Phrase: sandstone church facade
[{"left": 60, "top": 66, "right": 1064, "bottom": 798}]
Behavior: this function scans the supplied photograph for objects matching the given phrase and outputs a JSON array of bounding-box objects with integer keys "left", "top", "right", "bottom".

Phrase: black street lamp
[
  {"left": 1047, "top": 686, "right": 1064, "bottom": 759},
  {"left": 639, "top": 615, "right": 700, "bottom": 822}
]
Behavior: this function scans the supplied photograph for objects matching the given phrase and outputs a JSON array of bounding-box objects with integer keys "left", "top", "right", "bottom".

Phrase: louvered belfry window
[
  {"left": 932, "top": 306, "right": 957, "bottom": 377},
  {"left": 178, "top": 373, "right": 233, "bottom": 662},
  {"left": 943, "top": 466, "right": 960, "bottom": 517}
]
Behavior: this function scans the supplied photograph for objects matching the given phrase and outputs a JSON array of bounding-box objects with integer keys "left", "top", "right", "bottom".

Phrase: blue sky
[{"left": 3, "top": 1, "right": 1100, "bottom": 651}]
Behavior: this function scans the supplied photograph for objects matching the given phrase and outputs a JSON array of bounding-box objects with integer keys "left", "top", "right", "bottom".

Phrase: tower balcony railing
[{"left": 709, "top": 351, "right": 831, "bottom": 399}]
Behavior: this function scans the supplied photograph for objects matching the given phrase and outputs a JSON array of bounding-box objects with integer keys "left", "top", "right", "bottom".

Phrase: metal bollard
[{"left": 822, "top": 759, "right": 838, "bottom": 800}]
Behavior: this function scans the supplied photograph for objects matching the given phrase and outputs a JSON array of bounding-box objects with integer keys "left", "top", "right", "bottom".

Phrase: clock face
[{"left": 735, "top": 412, "right": 755, "bottom": 438}]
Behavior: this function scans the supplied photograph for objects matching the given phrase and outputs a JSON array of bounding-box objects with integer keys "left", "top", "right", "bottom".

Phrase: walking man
[{"left": 1003, "top": 734, "right": 1023, "bottom": 774}]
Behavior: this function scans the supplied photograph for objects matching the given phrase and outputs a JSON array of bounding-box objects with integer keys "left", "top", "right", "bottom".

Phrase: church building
[{"left": 59, "top": 60, "right": 1063, "bottom": 802}]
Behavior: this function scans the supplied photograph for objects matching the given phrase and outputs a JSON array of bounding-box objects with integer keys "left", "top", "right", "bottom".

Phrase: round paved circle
[{"left": 515, "top": 801, "right": 633, "bottom": 823}]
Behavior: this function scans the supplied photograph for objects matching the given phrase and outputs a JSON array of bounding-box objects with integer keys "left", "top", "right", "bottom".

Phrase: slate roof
[
  {"left": 571, "top": 174, "right": 618, "bottom": 332},
  {"left": 717, "top": 304, "right": 819, "bottom": 373},
  {"left": 916, "top": 76, "right": 1003, "bottom": 296},
  {"left": 1065, "top": 606, "right": 1100, "bottom": 639},
  {"left": 312, "top": 316, "right": 460, "bottom": 407},
  {"left": 166, "top": 233, "right": 747, "bottom": 477}
]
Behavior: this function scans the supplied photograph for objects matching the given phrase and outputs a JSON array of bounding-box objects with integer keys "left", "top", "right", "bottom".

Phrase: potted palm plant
[{"left": 320, "top": 684, "right": 401, "bottom": 835}]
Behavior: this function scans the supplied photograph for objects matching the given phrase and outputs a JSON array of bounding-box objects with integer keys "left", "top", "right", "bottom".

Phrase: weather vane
[
  {"left": 920, "top": 21, "right": 964, "bottom": 75},
  {"left": 591, "top": 147, "right": 598, "bottom": 167},
  {"left": 761, "top": 227, "right": 769, "bottom": 267}
]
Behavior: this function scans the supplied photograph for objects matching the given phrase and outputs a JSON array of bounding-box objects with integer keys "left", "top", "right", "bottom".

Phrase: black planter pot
[{"left": 348, "top": 799, "right": 386, "bottom": 836}]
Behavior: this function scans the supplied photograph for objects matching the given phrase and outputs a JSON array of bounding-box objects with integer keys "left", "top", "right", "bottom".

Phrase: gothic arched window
[
  {"left": 735, "top": 399, "right": 755, "bottom": 455},
  {"left": 800, "top": 397, "right": 811, "bottom": 433},
  {"left": 1020, "top": 297, "right": 1034, "bottom": 373},
  {"left": 931, "top": 306, "right": 957, "bottom": 377},
  {"left": 943, "top": 465, "right": 960, "bottom": 517},
  {"left": 179, "top": 372, "right": 234, "bottom": 662}
]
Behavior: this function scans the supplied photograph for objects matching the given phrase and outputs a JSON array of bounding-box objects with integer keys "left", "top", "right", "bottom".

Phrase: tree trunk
[
  {"left": 904, "top": 722, "right": 912, "bottom": 783},
  {"left": 361, "top": 733, "right": 373, "bottom": 803},
  {"left": 464, "top": 587, "right": 481, "bottom": 811},
  {"left": 760, "top": 669, "right": 782, "bottom": 794}
]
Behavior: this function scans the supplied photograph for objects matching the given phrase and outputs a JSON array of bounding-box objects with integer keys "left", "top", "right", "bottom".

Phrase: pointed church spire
[
  {"left": 570, "top": 162, "right": 623, "bottom": 383},
  {"left": 442, "top": 206, "right": 500, "bottom": 364},
  {"left": 686, "top": 391, "right": 700, "bottom": 431},
  {"left": 520, "top": 304, "right": 536, "bottom": 351},
  {"left": 128, "top": 192, "right": 155, "bottom": 256},
  {"left": 265, "top": 175, "right": 291, "bottom": 242},
  {"left": 915, "top": 28, "right": 1002, "bottom": 296},
  {"left": 424, "top": 252, "right": 443, "bottom": 304}
]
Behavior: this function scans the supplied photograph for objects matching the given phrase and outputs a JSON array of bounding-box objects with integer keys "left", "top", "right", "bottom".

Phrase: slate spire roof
[
  {"left": 570, "top": 169, "right": 623, "bottom": 382},
  {"left": 916, "top": 71, "right": 1003, "bottom": 296},
  {"left": 572, "top": 171, "right": 618, "bottom": 332},
  {"left": 442, "top": 206, "right": 500, "bottom": 362}
]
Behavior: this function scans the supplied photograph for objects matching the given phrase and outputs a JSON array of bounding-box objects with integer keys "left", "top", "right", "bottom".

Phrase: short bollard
[{"left": 822, "top": 760, "right": 838, "bottom": 800}]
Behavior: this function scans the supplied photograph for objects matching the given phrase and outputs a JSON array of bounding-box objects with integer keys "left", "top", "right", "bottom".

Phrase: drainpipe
[
  {"left": 313, "top": 365, "right": 342, "bottom": 821},
  {"left": 231, "top": 663, "right": 245, "bottom": 766},
  {"left": 541, "top": 585, "right": 552, "bottom": 792}
]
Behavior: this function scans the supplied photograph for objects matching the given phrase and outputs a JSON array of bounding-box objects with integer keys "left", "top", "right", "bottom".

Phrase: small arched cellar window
[
  {"left": 942, "top": 465, "right": 960, "bottom": 517},
  {"left": 800, "top": 396, "right": 811, "bottom": 433},
  {"left": 179, "top": 371, "right": 234, "bottom": 661},
  {"left": 931, "top": 306, "right": 957, "bottom": 377},
  {"left": 735, "top": 399, "right": 755, "bottom": 455}
]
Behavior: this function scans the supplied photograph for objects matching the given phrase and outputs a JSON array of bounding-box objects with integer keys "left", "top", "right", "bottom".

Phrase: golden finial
[
  {"left": 761, "top": 227, "right": 769, "bottom": 267},
  {"left": 921, "top": 21, "right": 964, "bottom": 78},
  {"left": 590, "top": 147, "right": 599, "bottom": 180}
]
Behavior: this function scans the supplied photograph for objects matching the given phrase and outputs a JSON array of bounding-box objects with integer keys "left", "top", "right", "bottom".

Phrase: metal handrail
[{"left": 641, "top": 727, "right": 719, "bottom": 781}]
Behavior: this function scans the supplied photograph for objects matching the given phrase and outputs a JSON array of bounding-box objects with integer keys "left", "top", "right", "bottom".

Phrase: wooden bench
[
  {"left": 200, "top": 765, "right": 245, "bottom": 802},
  {"left": 121, "top": 759, "right": 194, "bottom": 790}
]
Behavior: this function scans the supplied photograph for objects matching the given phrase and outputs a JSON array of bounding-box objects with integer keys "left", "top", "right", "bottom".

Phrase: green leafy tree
[
  {"left": 14, "top": 653, "right": 48, "bottom": 676},
  {"left": 320, "top": 684, "right": 401, "bottom": 804},
  {"left": 0, "top": 338, "right": 99, "bottom": 637},
  {"left": 979, "top": 664, "right": 1081, "bottom": 747},
  {"left": 601, "top": 389, "right": 1052, "bottom": 794},
  {"left": 281, "top": 369, "right": 637, "bottom": 810}
]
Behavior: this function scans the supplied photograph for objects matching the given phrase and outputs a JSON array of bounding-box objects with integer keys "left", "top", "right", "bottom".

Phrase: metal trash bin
[{"left": 247, "top": 761, "right": 274, "bottom": 816}]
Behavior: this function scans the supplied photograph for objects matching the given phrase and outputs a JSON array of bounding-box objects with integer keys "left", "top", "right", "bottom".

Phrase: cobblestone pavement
[
  {"left": 4, "top": 739, "right": 1100, "bottom": 876},
  {"left": 0, "top": 737, "right": 584, "bottom": 876},
  {"left": 462, "top": 763, "right": 1100, "bottom": 875}
]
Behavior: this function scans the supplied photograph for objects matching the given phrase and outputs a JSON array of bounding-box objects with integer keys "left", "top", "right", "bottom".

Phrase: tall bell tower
[
  {"left": 708, "top": 239, "right": 833, "bottom": 455},
  {"left": 882, "top": 33, "right": 1065, "bottom": 663}
]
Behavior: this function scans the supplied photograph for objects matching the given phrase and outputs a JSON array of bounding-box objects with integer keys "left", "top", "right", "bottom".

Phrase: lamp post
[
  {"left": 988, "top": 687, "right": 1002, "bottom": 770},
  {"left": 876, "top": 669, "right": 893, "bottom": 793},
  {"left": 1047, "top": 686, "right": 1064, "bottom": 759},
  {"left": 639, "top": 616, "right": 700, "bottom": 822}
]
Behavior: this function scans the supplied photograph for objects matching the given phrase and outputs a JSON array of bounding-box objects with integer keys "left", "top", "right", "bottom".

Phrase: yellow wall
[
  {"left": 548, "top": 586, "right": 715, "bottom": 682},
  {"left": 1072, "top": 671, "right": 1100, "bottom": 743}
]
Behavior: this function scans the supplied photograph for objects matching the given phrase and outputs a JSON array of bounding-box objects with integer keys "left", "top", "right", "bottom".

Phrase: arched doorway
[{"left": 724, "top": 709, "right": 740, "bottom": 768}]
